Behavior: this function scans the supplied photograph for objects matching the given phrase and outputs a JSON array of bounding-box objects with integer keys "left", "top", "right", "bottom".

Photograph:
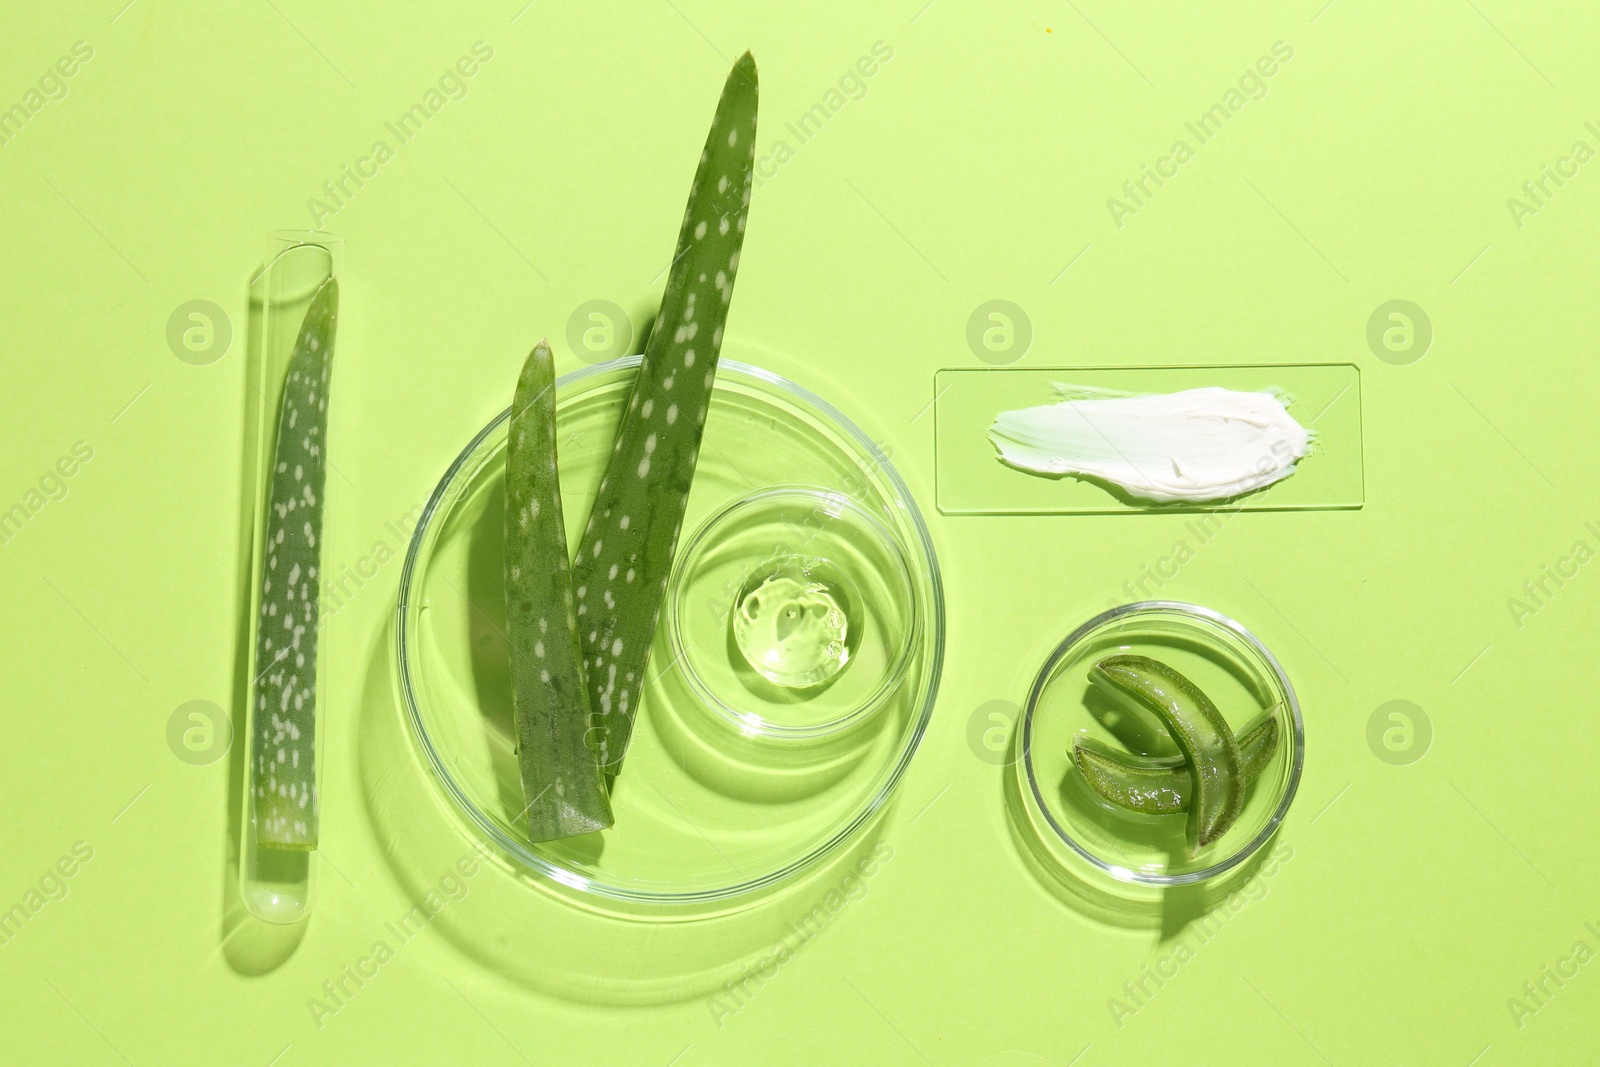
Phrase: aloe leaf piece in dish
[
  {"left": 570, "top": 52, "right": 759, "bottom": 782},
  {"left": 1087, "top": 654, "right": 1246, "bottom": 853},
  {"left": 1073, "top": 710, "right": 1279, "bottom": 816},
  {"left": 505, "top": 340, "right": 614, "bottom": 841}
]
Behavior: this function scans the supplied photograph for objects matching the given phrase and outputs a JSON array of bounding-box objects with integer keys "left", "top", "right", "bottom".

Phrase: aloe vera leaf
[
  {"left": 1088, "top": 654, "right": 1246, "bottom": 853},
  {"left": 250, "top": 276, "right": 337, "bottom": 851},
  {"left": 571, "top": 52, "right": 758, "bottom": 780},
  {"left": 505, "top": 339, "right": 613, "bottom": 841},
  {"left": 1073, "top": 711, "right": 1279, "bottom": 816}
]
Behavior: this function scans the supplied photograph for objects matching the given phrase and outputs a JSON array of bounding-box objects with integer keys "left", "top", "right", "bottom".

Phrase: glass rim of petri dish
[{"left": 666, "top": 484, "right": 923, "bottom": 740}]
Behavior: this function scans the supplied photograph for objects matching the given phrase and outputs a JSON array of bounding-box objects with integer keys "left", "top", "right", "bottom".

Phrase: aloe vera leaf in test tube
[{"left": 250, "top": 276, "right": 336, "bottom": 851}]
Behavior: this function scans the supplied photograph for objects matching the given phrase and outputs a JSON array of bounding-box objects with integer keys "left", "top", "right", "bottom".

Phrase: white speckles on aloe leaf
[
  {"left": 571, "top": 52, "right": 758, "bottom": 782},
  {"left": 251, "top": 276, "right": 336, "bottom": 851},
  {"left": 505, "top": 340, "right": 613, "bottom": 841}
]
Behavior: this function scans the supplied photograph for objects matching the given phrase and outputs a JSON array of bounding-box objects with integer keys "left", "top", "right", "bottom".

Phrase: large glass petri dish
[{"left": 395, "top": 358, "right": 943, "bottom": 907}]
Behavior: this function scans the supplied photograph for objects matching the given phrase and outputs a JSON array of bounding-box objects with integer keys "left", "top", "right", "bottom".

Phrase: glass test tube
[{"left": 238, "top": 230, "right": 342, "bottom": 923}]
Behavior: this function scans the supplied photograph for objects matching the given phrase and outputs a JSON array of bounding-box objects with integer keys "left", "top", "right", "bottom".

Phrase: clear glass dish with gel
[{"left": 669, "top": 486, "right": 921, "bottom": 738}]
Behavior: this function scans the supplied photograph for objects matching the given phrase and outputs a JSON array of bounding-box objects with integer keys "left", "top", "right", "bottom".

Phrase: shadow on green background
[
  {"left": 355, "top": 621, "right": 898, "bottom": 1006},
  {"left": 1002, "top": 740, "right": 1280, "bottom": 945}
]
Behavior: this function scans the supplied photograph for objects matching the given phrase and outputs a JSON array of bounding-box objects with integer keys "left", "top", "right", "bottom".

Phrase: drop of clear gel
[{"left": 732, "top": 557, "right": 851, "bottom": 688}]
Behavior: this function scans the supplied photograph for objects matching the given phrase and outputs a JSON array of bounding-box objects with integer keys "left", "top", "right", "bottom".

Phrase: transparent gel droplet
[{"left": 732, "top": 558, "right": 852, "bottom": 688}]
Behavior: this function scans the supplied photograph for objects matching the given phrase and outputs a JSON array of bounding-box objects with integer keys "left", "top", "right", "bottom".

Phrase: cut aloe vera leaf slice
[
  {"left": 571, "top": 52, "right": 758, "bottom": 782},
  {"left": 1073, "top": 710, "right": 1279, "bottom": 816},
  {"left": 250, "top": 276, "right": 336, "bottom": 851},
  {"left": 1088, "top": 654, "right": 1245, "bottom": 853},
  {"left": 505, "top": 340, "right": 614, "bottom": 841}
]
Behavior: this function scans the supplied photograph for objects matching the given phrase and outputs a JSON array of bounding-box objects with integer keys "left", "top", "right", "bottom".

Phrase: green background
[{"left": 4, "top": 0, "right": 1599, "bottom": 1063}]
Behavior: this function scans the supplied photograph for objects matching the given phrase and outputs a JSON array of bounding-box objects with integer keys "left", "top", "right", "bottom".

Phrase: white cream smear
[{"left": 988, "top": 384, "right": 1312, "bottom": 503}]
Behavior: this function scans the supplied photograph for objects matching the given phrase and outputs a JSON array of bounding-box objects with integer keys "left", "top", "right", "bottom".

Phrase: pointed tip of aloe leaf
[
  {"left": 1195, "top": 805, "right": 1245, "bottom": 851},
  {"left": 729, "top": 50, "right": 757, "bottom": 87},
  {"left": 306, "top": 274, "right": 339, "bottom": 318},
  {"left": 1260, "top": 716, "right": 1280, "bottom": 746},
  {"left": 1087, "top": 656, "right": 1137, "bottom": 689}
]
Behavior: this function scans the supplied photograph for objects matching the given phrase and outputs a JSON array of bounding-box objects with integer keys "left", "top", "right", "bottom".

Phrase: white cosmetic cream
[{"left": 988, "top": 384, "right": 1312, "bottom": 504}]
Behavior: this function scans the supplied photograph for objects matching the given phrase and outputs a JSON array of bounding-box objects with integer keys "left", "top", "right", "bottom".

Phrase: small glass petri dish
[
  {"left": 1015, "top": 601, "right": 1304, "bottom": 886},
  {"left": 395, "top": 357, "right": 944, "bottom": 908},
  {"left": 667, "top": 486, "right": 920, "bottom": 739}
]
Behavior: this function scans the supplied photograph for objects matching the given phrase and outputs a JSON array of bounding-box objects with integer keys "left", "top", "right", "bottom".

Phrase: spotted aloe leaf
[
  {"left": 570, "top": 52, "right": 758, "bottom": 782},
  {"left": 251, "top": 276, "right": 337, "bottom": 851},
  {"left": 505, "top": 340, "right": 613, "bottom": 841}
]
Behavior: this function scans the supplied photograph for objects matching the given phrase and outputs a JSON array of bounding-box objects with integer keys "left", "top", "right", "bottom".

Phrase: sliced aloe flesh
[
  {"left": 570, "top": 52, "right": 758, "bottom": 781},
  {"left": 250, "top": 276, "right": 337, "bottom": 851},
  {"left": 505, "top": 340, "right": 614, "bottom": 841},
  {"left": 1073, "top": 711, "right": 1279, "bottom": 816},
  {"left": 1088, "top": 654, "right": 1245, "bottom": 853}
]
